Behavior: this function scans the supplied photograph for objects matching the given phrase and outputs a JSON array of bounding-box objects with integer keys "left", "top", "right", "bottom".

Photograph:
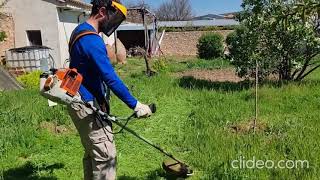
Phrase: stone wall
[
  {"left": 160, "top": 30, "right": 233, "bottom": 56},
  {"left": 127, "top": 9, "right": 153, "bottom": 24},
  {"left": 0, "top": 13, "right": 14, "bottom": 59}
]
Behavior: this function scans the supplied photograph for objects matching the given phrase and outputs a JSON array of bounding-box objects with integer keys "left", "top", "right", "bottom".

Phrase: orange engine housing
[{"left": 56, "top": 68, "right": 83, "bottom": 97}]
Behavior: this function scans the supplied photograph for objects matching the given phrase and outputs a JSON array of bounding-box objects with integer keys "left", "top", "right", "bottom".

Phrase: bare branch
[
  {"left": 156, "top": 0, "right": 193, "bottom": 21},
  {"left": 124, "top": 0, "right": 150, "bottom": 9}
]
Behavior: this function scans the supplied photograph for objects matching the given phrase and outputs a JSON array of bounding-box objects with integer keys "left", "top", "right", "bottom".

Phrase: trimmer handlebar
[
  {"left": 92, "top": 102, "right": 190, "bottom": 172},
  {"left": 132, "top": 103, "right": 156, "bottom": 119},
  {"left": 149, "top": 104, "right": 157, "bottom": 114}
]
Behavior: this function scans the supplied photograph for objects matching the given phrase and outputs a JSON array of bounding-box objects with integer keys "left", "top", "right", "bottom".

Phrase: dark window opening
[
  {"left": 27, "top": 30, "right": 42, "bottom": 46},
  {"left": 117, "top": 30, "right": 146, "bottom": 49}
]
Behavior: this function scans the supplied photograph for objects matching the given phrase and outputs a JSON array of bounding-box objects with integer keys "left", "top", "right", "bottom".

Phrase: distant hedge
[{"left": 197, "top": 32, "right": 224, "bottom": 60}]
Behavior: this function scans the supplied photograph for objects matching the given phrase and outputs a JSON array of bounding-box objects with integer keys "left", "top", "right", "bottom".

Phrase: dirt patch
[
  {"left": 228, "top": 120, "right": 268, "bottom": 134},
  {"left": 177, "top": 69, "right": 244, "bottom": 83},
  {"left": 39, "top": 121, "right": 71, "bottom": 135}
]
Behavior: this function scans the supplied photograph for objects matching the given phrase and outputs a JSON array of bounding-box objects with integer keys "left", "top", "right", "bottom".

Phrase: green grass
[{"left": 1, "top": 58, "right": 320, "bottom": 179}]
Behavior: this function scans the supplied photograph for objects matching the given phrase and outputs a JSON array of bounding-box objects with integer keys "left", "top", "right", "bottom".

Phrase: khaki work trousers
[{"left": 67, "top": 102, "right": 116, "bottom": 180}]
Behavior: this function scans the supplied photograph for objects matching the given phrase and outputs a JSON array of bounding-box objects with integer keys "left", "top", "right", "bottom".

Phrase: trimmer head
[{"left": 162, "top": 159, "right": 194, "bottom": 178}]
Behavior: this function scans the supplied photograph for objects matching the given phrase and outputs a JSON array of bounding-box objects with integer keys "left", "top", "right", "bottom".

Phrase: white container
[{"left": 5, "top": 46, "right": 53, "bottom": 72}]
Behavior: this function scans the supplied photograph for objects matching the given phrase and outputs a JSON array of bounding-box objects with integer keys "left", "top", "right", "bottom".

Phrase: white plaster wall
[
  {"left": 5, "top": 0, "right": 62, "bottom": 67},
  {"left": 57, "top": 10, "right": 116, "bottom": 67},
  {"left": 3, "top": 0, "right": 116, "bottom": 68},
  {"left": 57, "top": 9, "right": 88, "bottom": 67}
]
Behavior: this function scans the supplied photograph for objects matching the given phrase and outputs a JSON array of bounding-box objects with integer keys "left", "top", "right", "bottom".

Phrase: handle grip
[
  {"left": 149, "top": 104, "right": 157, "bottom": 113},
  {"left": 132, "top": 103, "right": 157, "bottom": 119}
]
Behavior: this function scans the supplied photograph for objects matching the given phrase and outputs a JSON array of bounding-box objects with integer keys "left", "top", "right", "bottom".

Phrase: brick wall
[
  {"left": 160, "top": 30, "right": 233, "bottom": 56},
  {"left": 0, "top": 13, "right": 14, "bottom": 59}
]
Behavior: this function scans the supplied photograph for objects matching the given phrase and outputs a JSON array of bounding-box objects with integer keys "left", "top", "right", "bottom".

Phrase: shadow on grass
[
  {"left": 2, "top": 161, "right": 64, "bottom": 180},
  {"left": 146, "top": 168, "right": 183, "bottom": 180},
  {"left": 179, "top": 76, "right": 320, "bottom": 92},
  {"left": 118, "top": 176, "right": 140, "bottom": 180},
  {"left": 118, "top": 168, "right": 183, "bottom": 180},
  {"left": 179, "top": 76, "right": 252, "bottom": 92}
]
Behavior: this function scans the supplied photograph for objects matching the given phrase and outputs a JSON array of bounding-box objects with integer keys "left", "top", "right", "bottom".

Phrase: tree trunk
[
  {"left": 142, "top": 8, "right": 156, "bottom": 77},
  {"left": 142, "top": 9, "right": 152, "bottom": 76},
  {"left": 144, "top": 54, "right": 151, "bottom": 76},
  {"left": 296, "top": 64, "right": 320, "bottom": 81}
]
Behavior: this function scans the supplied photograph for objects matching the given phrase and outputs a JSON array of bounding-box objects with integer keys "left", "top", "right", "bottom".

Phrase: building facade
[{"left": 1, "top": 0, "right": 92, "bottom": 68}]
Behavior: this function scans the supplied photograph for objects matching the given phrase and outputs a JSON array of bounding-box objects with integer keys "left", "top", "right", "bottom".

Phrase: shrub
[
  {"left": 152, "top": 57, "right": 168, "bottom": 73},
  {"left": 225, "top": 26, "right": 269, "bottom": 79},
  {"left": 227, "top": 0, "right": 320, "bottom": 81},
  {"left": 17, "top": 71, "right": 42, "bottom": 89},
  {"left": 197, "top": 33, "right": 224, "bottom": 60},
  {"left": 0, "top": 31, "right": 6, "bottom": 42}
]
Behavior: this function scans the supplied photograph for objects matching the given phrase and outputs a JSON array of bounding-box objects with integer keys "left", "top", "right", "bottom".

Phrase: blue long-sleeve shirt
[{"left": 69, "top": 22, "right": 138, "bottom": 109}]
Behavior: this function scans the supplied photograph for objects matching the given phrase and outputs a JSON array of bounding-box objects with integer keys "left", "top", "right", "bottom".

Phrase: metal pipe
[
  {"left": 87, "top": 103, "right": 185, "bottom": 164},
  {"left": 113, "top": 120, "right": 185, "bottom": 164}
]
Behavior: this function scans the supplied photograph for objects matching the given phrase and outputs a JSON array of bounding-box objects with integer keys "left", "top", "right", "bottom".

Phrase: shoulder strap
[{"left": 69, "top": 30, "right": 99, "bottom": 53}]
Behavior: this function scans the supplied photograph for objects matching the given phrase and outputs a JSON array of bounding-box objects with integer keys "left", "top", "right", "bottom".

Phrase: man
[{"left": 67, "top": 0, "right": 152, "bottom": 179}]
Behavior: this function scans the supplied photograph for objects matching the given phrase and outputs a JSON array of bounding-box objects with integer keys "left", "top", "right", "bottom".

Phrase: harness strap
[
  {"left": 68, "top": 30, "right": 111, "bottom": 115},
  {"left": 69, "top": 30, "right": 99, "bottom": 53}
]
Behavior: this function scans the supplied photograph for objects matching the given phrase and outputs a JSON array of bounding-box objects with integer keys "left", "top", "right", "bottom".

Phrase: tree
[
  {"left": 227, "top": 0, "right": 320, "bottom": 81},
  {"left": 156, "top": 0, "right": 193, "bottom": 21},
  {"left": 124, "top": 0, "right": 151, "bottom": 9}
]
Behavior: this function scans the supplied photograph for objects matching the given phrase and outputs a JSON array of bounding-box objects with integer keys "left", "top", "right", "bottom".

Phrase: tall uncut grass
[{"left": 1, "top": 57, "right": 320, "bottom": 179}]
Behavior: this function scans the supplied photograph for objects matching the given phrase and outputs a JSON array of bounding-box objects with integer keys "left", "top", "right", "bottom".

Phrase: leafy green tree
[{"left": 227, "top": 0, "right": 320, "bottom": 81}]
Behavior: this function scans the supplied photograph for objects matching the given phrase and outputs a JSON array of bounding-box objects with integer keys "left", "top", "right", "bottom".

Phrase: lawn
[{"left": 1, "top": 57, "right": 320, "bottom": 179}]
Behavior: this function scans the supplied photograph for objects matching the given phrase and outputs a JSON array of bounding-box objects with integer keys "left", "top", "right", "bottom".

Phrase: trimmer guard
[{"left": 162, "top": 159, "right": 194, "bottom": 178}]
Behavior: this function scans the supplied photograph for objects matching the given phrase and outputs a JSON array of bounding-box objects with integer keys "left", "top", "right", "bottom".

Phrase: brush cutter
[
  {"left": 39, "top": 69, "right": 193, "bottom": 177},
  {"left": 89, "top": 104, "right": 194, "bottom": 178}
]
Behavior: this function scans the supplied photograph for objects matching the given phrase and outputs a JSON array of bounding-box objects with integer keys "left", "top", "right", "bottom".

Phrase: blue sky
[{"left": 84, "top": 0, "right": 243, "bottom": 16}]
